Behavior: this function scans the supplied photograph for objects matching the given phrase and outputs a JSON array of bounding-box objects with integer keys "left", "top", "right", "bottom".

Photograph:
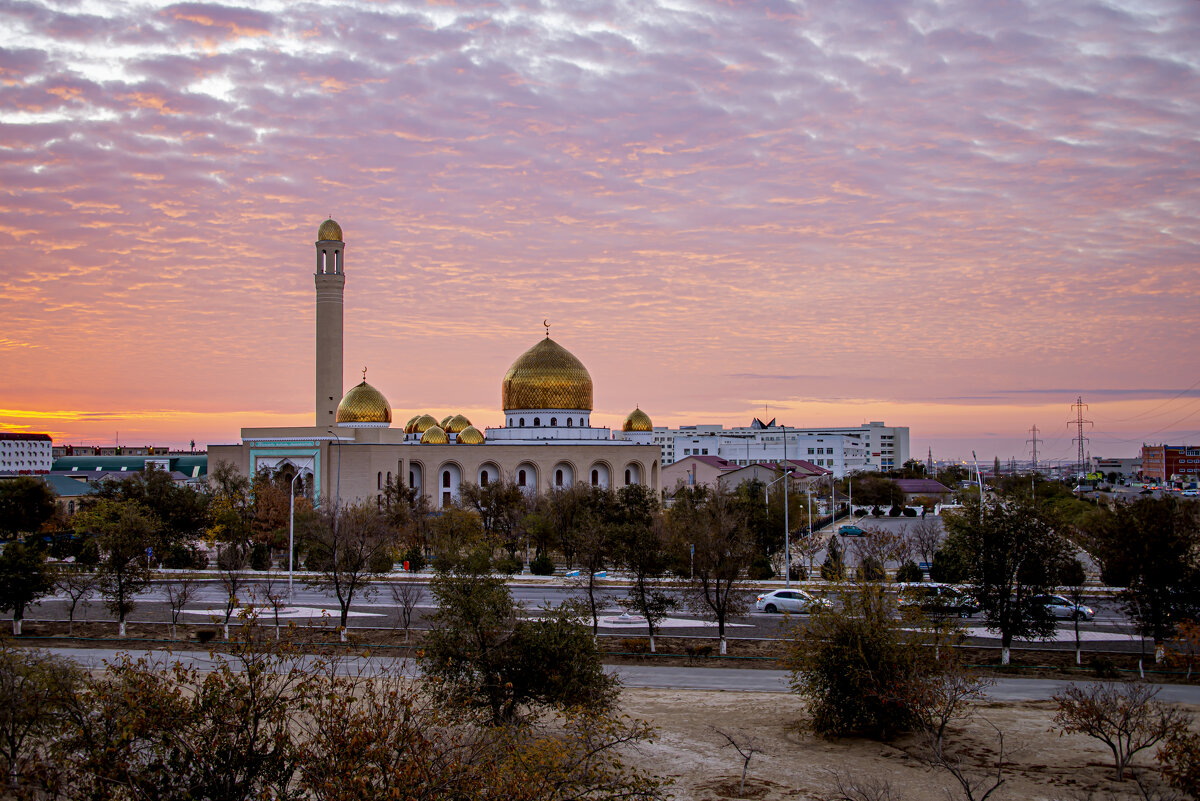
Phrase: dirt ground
[{"left": 619, "top": 688, "right": 1196, "bottom": 800}]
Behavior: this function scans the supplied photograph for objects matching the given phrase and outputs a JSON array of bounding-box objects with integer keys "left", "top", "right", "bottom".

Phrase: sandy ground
[{"left": 618, "top": 688, "right": 1196, "bottom": 801}]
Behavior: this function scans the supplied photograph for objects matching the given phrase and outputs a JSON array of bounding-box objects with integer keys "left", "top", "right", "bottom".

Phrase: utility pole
[
  {"left": 1068, "top": 397, "right": 1093, "bottom": 480},
  {"left": 1026, "top": 425, "right": 1042, "bottom": 471}
]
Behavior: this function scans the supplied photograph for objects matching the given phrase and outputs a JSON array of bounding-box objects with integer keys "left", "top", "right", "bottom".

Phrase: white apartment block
[
  {"left": 0, "top": 433, "right": 53, "bottom": 474},
  {"left": 652, "top": 420, "right": 909, "bottom": 476}
]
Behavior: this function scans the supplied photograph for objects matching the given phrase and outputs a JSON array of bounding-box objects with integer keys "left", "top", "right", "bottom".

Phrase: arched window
[
  {"left": 409, "top": 470, "right": 415, "bottom": 486},
  {"left": 579, "top": 417, "right": 585, "bottom": 426},
  {"left": 555, "top": 469, "right": 564, "bottom": 486},
  {"left": 625, "top": 469, "right": 631, "bottom": 485},
  {"left": 534, "top": 417, "right": 541, "bottom": 426},
  {"left": 518, "top": 469, "right": 527, "bottom": 487},
  {"left": 386, "top": 471, "right": 391, "bottom": 487},
  {"left": 481, "top": 472, "right": 489, "bottom": 487},
  {"left": 550, "top": 417, "right": 557, "bottom": 426},
  {"left": 377, "top": 472, "right": 382, "bottom": 490},
  {"left": 442, "top": 471, "right": 451, "bottom": 488},
  {"left": 519, "top": 417, "right": 525, "bottom": 427},
  {"left": 591, "top": 469, "right": 599, "bottom": 486},
  {"left": 508, "top": 418, "right": 513, "bottom": 426},
  {"left": 567, "top": 418, "right": 573, "bottom": 427},
  {"left": 68, "top": 500, "right": 75, "bottom": 514}
]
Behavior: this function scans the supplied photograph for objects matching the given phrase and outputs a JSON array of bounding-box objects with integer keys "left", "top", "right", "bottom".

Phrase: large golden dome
[
  {"left": 421, "top": 425, "right": 448, "bottom": 444},
  {"left": 317, "top": 218, "right": 343, "bottom": 242},
  {"left": 502, "top": 336, "right": 593, "bottom": 411},
  {"left": 457, "top": 425, "right": 485, "bottom": 445},
  {"left": 622, "top": 407, "right": 653, "bottom": 432},
  {"left": 336, "top": 380, "right": 391, "bottom": 426}
]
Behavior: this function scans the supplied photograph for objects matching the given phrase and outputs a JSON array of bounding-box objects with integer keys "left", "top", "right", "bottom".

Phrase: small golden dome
[
  {"left": 317, "top": 218, "right": 343, "bottom": 242},
  {"left": 421, "top": 425, "right": 448, "bottom": 444},
  {"left": 336, "top": 380, "right": 391, "bottom": 426},
  {"left": 403, "top": 414, "right": 420, "bottom": 433},
  {"left": 412, "top": 414, "right": 439, "bottom": 434},
  {"left": 502, "top": 336, "right": 593, "bottom": 411},
  {"left": 440, "top": 414, "right": 454, "bottom": 428},
  {"left": 622, "top": 407, "right": 653, "bottom": 432},
  {"left": 457, "top": 425, "right": 485, "bottom": 445},
  {"left": 445, "top": 414, "right": 472, "bottom": 434}
]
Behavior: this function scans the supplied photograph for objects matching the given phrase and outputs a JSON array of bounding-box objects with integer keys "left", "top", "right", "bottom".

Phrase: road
[
  {"left": 32, "top": 645, "right": 1200, "bottom": 704},
  {"left": 25, "top": 573, "right": 1152, "bottom": 652}
]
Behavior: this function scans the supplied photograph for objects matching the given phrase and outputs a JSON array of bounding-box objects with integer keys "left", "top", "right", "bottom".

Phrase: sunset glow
[{"left": 2, "top": 0, "right": 1198, "bottom": 462}]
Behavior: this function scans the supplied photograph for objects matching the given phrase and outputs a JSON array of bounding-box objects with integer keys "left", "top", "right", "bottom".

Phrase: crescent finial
[{"left": 543, "top": 319, "right": 550, "bottom": 337}]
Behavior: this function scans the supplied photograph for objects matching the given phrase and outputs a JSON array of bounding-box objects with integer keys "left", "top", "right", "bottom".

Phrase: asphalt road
[{"left": 32, "top": 645, "right": 1200, "bottom": 704}]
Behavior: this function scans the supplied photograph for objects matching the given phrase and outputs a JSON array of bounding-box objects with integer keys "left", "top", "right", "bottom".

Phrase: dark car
[{"left": 897, "top": 584, "right": 980, "bottom": 617}]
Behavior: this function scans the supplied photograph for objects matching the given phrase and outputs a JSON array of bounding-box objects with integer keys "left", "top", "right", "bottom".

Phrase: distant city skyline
[{"left": 1, "top": 0, "right": 1197, "bottom": 462}]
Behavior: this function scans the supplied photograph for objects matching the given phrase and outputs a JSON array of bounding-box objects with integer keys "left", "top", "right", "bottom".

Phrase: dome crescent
[{"left": 501, "top": 337, "right": 593, "bottom": 411}]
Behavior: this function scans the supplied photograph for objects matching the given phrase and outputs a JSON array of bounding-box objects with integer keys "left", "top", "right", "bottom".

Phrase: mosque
[{"left": 208, "top": 219, "right": 661, "bottom": 508}]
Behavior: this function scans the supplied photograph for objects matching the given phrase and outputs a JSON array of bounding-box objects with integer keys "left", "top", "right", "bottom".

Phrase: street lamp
[
  {"left": 288, "top": 459, "right": 314, "bottom": 591},
  {"left": 327, "top": 428, "right": 342, "bottom": 523},
  {"left": 765, "top": 470, "right": 794, "bottom": 586}
]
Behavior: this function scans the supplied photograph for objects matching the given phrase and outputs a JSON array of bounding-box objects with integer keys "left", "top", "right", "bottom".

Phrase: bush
[
  {"left": 494, "top": 555, "right": 522, "bottom": 575},
  {"left": 162, "top": 544, "right": 207, "bottom": 570},
  {"left": 399, "top": 546, "right": 426, "bottom": 572},
  {"left": 529, "top": 553, "right": 555, "bottom": 576},
  {"left": 1159, "top": 729, "right": 1200, "bottom": 797},
  {"left": 901, "top": 507, "right": 917, "bottom": 517},
  {"left": 871, "top": 505, "right": 883, "bottom": 518},
  {"left": 76, "top": 538, "right": 99, "bottom": 566},
  {"left": 856, "top": 556, "right": 885, "bottom": 582},
  {"left": 249, "top": 543, "right": 271, "bottom": 571},
  {"left": 821, "top": 536, "right": 845, "bottom": 582},
  {"left": 1089, "top": 656, "right": 1120, "bottom": 679},
  {"left": 368, "top": 549, "right": 395, "bottom": 574},
  {"left": 790, "top": 564, "right": 808, "bottom": 582},
  {"left": 895, "top": 560, "right": 923, "bottom": 583},
  {"left": 888, "top": 505, "right": 903, "bottom": 518},
  {"left": 928, "top": 549, "right": 965, "bottom": 584},
  {"left": 748, "top": 555, "right": 775, "bottom": 580}
]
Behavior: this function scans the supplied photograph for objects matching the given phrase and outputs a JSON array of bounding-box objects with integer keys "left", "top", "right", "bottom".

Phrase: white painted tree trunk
[
  {"left": 1075, "top": 647, "right": 1081, "bottom": 666},
  {"left": 1001, "top": 646, "right": 1010, "bottom": 665},
  {"left": 649, "top": 635, "right": 656, "bottom": 653},
  {"left": 1155, "top": 643, "right": 1165, "bottom": 664},
  {"left": 223, "top": 623, "right": 230, "bottom": 640},
  {"left": 720, "top": 637, "right": 727, "bottom": 655},
  {"left": 12, "top": 618, "right": 20, "bottom": 636},
  {"left": 340, "top": 627, "right": 347, "bottom": 643},
  {"left": 119, "top": 620, "right": 127, "bottom": 637}
]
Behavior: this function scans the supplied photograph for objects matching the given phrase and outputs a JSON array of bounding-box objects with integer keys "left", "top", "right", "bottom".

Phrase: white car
[
  {"left": 1033, "top": 594, "right": 1095, "bottom": 621},
  {"left": 755, "top": 589, "right": 826, "bottom": 614}
]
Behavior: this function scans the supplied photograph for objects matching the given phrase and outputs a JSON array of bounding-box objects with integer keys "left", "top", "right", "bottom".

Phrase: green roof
[{"left": 51, "top": 455, "right": 208, "bottom": 478}]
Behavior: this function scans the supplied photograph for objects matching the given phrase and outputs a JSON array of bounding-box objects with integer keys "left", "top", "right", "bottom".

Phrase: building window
[
  {"left": 579, "top": 417, "right": 584, "bottom": 426},
  {"left": 808, "top": 448, "right": 814, "bottom": 455},
  {"left": 591, "top": 469, "right": 599, "bottom": 485},
  {"left": 567, "top": 418, "right": 573, "bottom": 427},
  {"left": 481, "top": 472, "right": 489, "bottom": 486},
  {"left": 555, "top": 469, "right": 564, "bottom": 486},
  {"left": 68, "top": 500, "right": 75, "bottom": 514},
  {"left": 684, "top": 449, "right": 690, "bottom": 456},
  {"left": 519, "top": 417, "right": 525, "bottom": 427},
  {"left": 702, "top": 449, "right": 708, "bottom": 455},
  {"left": 386, "top": 471, "right": 391, "bottom": 487},
  {"left": 518, "top": 469, "right": 527, "bottom": 486},
  {"left": 550, "top": 417, "right": 557, "bottom": 426},
  {"left": 378, "top": 472, "right": 383, "bottom": 490},
  {"left": 442, "top": 492, "right": 451, "bottom": 507},
  {"left": 508, "top": 417, "right": 513, "bottom": 426},
  {"left": 409, "top": 470, "right": 415, "bottom": 486},
  {"left": 534, "top": 417, "right": 541, "bottom": 426},
  {"left": 442, "top": 471, "right": 450, "bottom": 489}
]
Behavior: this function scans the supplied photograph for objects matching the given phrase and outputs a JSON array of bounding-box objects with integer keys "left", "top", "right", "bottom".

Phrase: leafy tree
[
  {"left": 668, "top": 486, "right": 755, "bottom": 655},
  {"left": 0, "top": 645, "right": 84, "bottom": 792},
  {"left": 54, "top": 565, "right": 99, "bottom": 635},
  {"left": 303, "top": 500, "right": 399, "bottom": 640},
  {"left": 565, "top": 485, "right": 617, "bottom": 636},
  {"left": 74, "top": 498, "right": 157, "bottom": 637},
  {"left": 895, "top": 560, "right": 923, "bottom": 583},
  {"left": 1085, "top": 496, "right": 1200, "bottom": 661},
  {"left": 459, "top": 476, "right": 529, "bottom": 557},
  {"left": 420, "top": 569, "right": 616, "bottom": 725},
  {"left": 612, "top": 485, "right": 675, "bottom": 653},
  {"left": 1159, "top": 728, "right": 1200, "bottom": 797},
  {"left": 1053, "top": 681, "right": 1191, "bottom": 781},
  {"left": 940, "top": 495, "right": 1072, "bottom": 664},
  {"left": 821, "top": 534, "right": 845, "bottom": 581},
  {"left": 0, "top": 541, "right": 54, "bottom": 635},
  {"left": 1060, "top": 558, "right": 1089, "bottom": 666},
  {"left": 851, "top": 475, "right": 903, "bottom": 508},
  {"left": 205, "top": 460, "right": 254, "bottom": 549},
  {"left": 0, "top": 477, "right": 57, "bottom": 538},
  {"left": 90, "top": 465, "right": 210, "bottom": 551}
]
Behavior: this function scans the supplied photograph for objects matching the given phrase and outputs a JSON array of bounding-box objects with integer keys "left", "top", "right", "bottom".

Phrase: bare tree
[
  {"left": 54, "top": 567, "right": 98, "bottom": 635},
  {"left": 923, "top": 718, "right": 1007, "bottom": 801},
  {"left": 258, "top": 562, "right": 292, "bottom": 640},
  {"left": 909, "top": 516, "right": 943, "bottom": 572},
  {"left": 713, "top": 727, "right": 763, "bottom": 797},
  {"left": 821, "top": 772, "right": 905, "bottom": 801},
  {"left": 162, "top": 574, "right": 198, "bottom": 640},
  {"left": 388, "top": 580, "right": 423, "bottom": 643},
  {"left": 852, "top": 527, "right": 909, "bottom": 580},
  {"left": 215, "top": 544, "right": 251, "bottom": 640},
  {"left": 1053, "top": 681, "right": 1191, "bottom": 781}
]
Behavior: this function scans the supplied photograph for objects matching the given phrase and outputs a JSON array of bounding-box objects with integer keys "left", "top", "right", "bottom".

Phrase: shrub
[
  {"left": 250, "top": 543, "right": 272, "bottom": 571},
  {"left": 76, "top": 538, "right": 99, "bottom": 566},
  {"left": 620, "top": 638, "right": 649, "bottom": 654},
  {"left": 821, "top": 536, "right": 845, "bottom": 582},
  {"left": 399, "top": 546, "right": 426, "bottom": 573},
  {"left": 748, "top": 556, "right": 775, "bottom": 581},
  {"left": 856, "top": 556, "right": 885, "bottom": 582},
  {"left": 789, "top": 564, "right": 807, "bottom": 582},
  {"left": 871, "top": 505, "right": 883, "bottom": 517},
  {"left": 888, "top": 505, "right": 903, "bottom": 518},
  {"left": 1159, "top": 729, "right": 1200, "bottom": 797},
  {"left": 1089, "top": 656, "right": 1120, "bottom": 679},
  {"left": 494, "top": 555, "right": 522, "bottom": 576},
  {"left": 928, "top": 549, "right": 965, "bottom": 584},
  {"left": 895, "top": 560, "right": 923, "bottom": 583},
  {"left": 530, "top": 553, "right": 555, "bottom": 576},
  {"left": 367, "top": 549, "right": 395, "bottom": 574},
  {"left": 902, "top": 507, "right": 917, "bottom": 517}
]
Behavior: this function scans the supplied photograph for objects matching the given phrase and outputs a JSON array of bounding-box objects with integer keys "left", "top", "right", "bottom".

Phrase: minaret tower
[{"left": 314, "top": 218, "right": 345, "bottom": 426}]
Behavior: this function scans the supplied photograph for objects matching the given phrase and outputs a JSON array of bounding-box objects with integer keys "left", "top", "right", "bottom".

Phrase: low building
[
  {"left": 0, "top": 433, "right": 53, "bottom": 475},
  {"left": 1139, "top": 444, "right": 1199, "bottom": 483},
  {"left": 1089, "top": 456, "right": 1142, "bottom": 480},
  {"left": 892, "top": 478, "right": 953, "bottom": 504},
  {"left": 661, "top": 455, "right": 830, "bottom": 494}
]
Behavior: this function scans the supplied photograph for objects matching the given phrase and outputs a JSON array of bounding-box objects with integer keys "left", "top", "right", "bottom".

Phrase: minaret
[{"left": 315, "top": 218, "right": 345, "bottom": 426}]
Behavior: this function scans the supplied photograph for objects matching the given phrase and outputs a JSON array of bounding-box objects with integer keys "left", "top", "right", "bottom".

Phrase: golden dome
[
  {"left": 622, "top": 407, "right": 653, "bottom": 432},
  {"left": 501, "top": 336, "right": 593, "bottom": 411},
  {"left": 421, "top": 425, "right": 448, "bottom": 444},
  {"left": 412, "top": 414, "right": 439, "bottom": 434},
  {"left": 317, "top": 218, "right": 343, "bottom": 242},
  {"left": 440, "top": 415, "right": 454, "bottom": 428},
  {"left": 457, "top": 425, "right": 485, "bottom": 445},
  {"left": 403, "top": 414, "right": 420, "bottom": 433},
  {"left": 336, "top": 380, "right": 391, "bottom": 426},
  {"left": 445, "top": 414, "right": 472, "bottom": 434}
]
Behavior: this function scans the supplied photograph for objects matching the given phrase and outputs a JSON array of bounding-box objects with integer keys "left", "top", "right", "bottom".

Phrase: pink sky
[{"left": 1, "top": 0, "right": 1198, "bottom": 463}]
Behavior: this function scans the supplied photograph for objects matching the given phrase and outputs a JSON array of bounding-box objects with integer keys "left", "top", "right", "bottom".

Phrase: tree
[
  {"left": 303, "top": 500, "right": 399, "bottom": 640},
  {"left": 215, "top": 543, "right": 251, "bottom": 640},
  {"left": 0, "top": 477, "right": 57, "bottom": 538},
  {"left": 940, "top": 495, "right": 1072, "bottom": 664},
  {"left": 1158, "top": 728, "right": 1200, "bottom": 798},
  {"left": 54, "top": 565, "right": 98, "bottom": 635},
  {"left": 0, "top": 541, "right": 54, "bottom": 635},
  {"left": 850, "top": 527, "right": 909, "bottom": 582},
  {"left": 908, "top": 516, "right": 943, "bottom": 570},
  {"left": 459, "top": 476, "right": 529, "bottom": 557},
  {"left": 205, "top": 460, "right": 254, "bottom": 550},
  {"left": 388, "top": 580, "right": 423, "bottom": 643},
  {"left": 74, "top": 499, "right": 157, "bottom": 637},
  {"left": 1086, "top": 496, "right": 1200, "bottom": 662},
  {"left": 669, "top": 486, "right": 755, "bottom": 655},
  {"left": 1053, "top": 681, "right": 1191, "bottom": 781},
  {"left": 612, "top": 485, "right": 675, "bottom": 653},
  {"left": 565, "top": 485, "right": 617, "bottom": 637},
  {"left": 90, "top": 464, "right": 210, "bottom": 551},
  {"left": 821, "top": 534, "right": 846, "bottom": 581},
  {"left": 1059, "top": 558, "right": 1088, "bottom": 666},
  {"left": 0, "top": 645, "right": 84, "bottom": 793},
  {"left": 420, "top": 568, "right": 617, "bottom": 726},
  {"left": 163, "top": 573, "right": 199, "bottom": 640}
]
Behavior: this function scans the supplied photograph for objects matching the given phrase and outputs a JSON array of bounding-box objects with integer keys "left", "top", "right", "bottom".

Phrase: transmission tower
[
  {"left": 1026, "top": 425, "right": 1042, "bottom": 471},
  {"left": 1068, "top": 397, "right": 1093, "bottom": 478}
]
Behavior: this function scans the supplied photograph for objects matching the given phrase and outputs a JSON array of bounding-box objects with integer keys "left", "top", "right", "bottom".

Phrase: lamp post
[
  {"left": 288, "top": 459, "right": 314, "bottom": 591},
  {"left": 766, "top": 467, "right": 795, "bottom": 587}
]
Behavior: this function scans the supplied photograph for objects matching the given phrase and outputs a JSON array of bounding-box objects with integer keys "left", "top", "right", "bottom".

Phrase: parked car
[
  {"left": 755, "top": 589, "right": 827, "bottom": 614},
  {"left": 897, "top": 584, "right": 980, "bottom": 617},
  {"left": 837, "top": 525, "right": 865, "bottom": 536},
  {"left": 1031, "top": 594, "right": 1094, "bottom": 620}
]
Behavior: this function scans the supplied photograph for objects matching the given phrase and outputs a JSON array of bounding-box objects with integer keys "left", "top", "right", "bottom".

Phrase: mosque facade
[{"left": 208, "top": 220, "right": 660, "bottom": 508}]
